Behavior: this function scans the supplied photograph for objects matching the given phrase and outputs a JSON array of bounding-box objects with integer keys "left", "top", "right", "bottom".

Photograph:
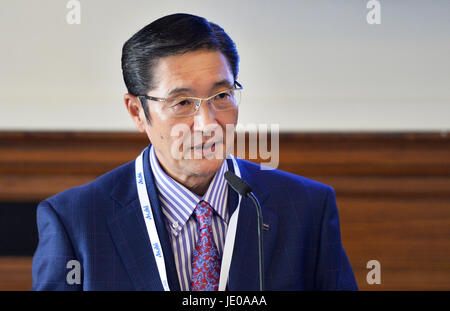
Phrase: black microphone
[{"left": 224, "top": 171, "right": 264, "bottom": 291}]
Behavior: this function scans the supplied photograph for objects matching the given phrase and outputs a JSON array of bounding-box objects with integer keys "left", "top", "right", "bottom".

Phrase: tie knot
[{"left": 194, "top": 200, "right": 213, "bottom": 230}]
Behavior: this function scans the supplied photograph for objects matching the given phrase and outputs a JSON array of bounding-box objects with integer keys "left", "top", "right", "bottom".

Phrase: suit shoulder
[
  {"left": 237, "top": 158, "right": 333, "bottom": 194},
  {"left": 43, "top": 160, "right": 135, "bottom": 210}
]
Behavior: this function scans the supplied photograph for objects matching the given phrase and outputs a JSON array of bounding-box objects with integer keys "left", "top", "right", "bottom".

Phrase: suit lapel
[
  {"left": 106, "top": 145, "right": 180, "bottom": 291},
  {"left": 227, "top": 159, "right": 279, "bottom": 290}
]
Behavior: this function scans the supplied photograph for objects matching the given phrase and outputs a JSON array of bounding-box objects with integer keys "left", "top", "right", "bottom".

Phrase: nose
[{"left": 193, "top": 99, "right": 216, "bottom": 131}]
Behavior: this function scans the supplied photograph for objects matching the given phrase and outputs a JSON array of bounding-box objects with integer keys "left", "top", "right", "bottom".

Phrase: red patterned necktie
[{"left": 191, "top": 200, "right": 221, "bottom": 291}]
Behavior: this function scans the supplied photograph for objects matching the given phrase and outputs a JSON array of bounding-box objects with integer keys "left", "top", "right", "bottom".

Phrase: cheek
[
  {"left": 151, "top": 119, "right": 192, "bottom": 152},
  {"left": 217, "top": 111, "right": 238, "bottom": 147},
  {"left": 223, "top": 113, "right": 238, "bottom": 137},
  {"left": 147, "top": 106, "right": 173, "bottom": 141},
  {"left": 146, "top": 119, "right": 168, "bottom": 147},
  {"left": 218, "top": 109, "right": 238, "bottom": 126}
]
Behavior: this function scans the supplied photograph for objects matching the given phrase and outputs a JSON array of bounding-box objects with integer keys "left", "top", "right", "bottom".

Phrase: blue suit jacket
[{"left": 32, "top": 145, "right": 357, "bottom": 290}]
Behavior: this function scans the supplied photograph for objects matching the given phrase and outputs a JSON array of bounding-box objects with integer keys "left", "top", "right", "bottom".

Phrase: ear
[{"left": 124, "top": 93, "right": 147, "bottom": 133}]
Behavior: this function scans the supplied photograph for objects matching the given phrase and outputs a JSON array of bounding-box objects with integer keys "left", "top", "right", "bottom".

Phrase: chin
[{"left": 187, "top": 157, "right": 225, "bottom": 177}]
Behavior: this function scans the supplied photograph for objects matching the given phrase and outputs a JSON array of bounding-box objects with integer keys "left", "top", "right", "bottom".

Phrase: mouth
[{"left": 191, "top": 139, "right": 223, "bottom": 155}]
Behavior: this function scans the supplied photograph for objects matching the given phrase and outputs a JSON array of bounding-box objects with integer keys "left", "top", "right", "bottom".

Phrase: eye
[
  {"left": 176, "top": 100, "right": 190, "bottom": 106},
  {"left": 170, "top": 98, "right": 195, "bottom": 110},
  {"left": 215, "top": 91, "right": 231, "bottom": 99}
]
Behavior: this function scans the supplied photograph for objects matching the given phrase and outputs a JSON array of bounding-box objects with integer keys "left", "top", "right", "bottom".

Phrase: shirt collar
[{"left": 149, "top": 145, "right": 229, "bottom": 235}]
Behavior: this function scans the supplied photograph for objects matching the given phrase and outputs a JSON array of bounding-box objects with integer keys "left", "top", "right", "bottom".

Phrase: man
[{"left": 32, "top": 13, "right": 357, "bottom": 290}]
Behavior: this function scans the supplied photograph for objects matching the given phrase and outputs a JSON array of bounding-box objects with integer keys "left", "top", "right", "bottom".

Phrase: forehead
[{"left": 151, "top": 50, "right": 234, "bottom": 96}]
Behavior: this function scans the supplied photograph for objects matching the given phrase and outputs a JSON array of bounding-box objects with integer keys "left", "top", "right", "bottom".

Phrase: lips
[{"left": 192, "top": 139, "right": 222, "bottom": 151}]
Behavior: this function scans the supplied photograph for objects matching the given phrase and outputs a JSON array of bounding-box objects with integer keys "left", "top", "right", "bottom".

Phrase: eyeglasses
[{"left": 138, "top": 81, "right": 243, "bottom": 118}]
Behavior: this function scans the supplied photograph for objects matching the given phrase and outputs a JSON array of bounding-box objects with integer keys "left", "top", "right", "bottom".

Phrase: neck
[{"left": 181, "top": 175, "right": 214, "bottom": 197}]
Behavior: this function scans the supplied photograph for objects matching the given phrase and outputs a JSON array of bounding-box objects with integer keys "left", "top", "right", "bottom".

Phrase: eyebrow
[{"left": 166, "top": 79, "right": 234, "bottom": 97}]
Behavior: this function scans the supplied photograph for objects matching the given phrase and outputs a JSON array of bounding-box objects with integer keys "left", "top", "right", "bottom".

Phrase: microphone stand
[
  {"left": 224, "top": 171, "right": 264, "bottom": 291},
  {"left": 247, "top": 192, "right": 264, "bottom": 291}
]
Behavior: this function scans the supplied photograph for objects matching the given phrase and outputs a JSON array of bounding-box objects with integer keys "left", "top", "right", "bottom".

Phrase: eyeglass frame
[{"left": 137, "top": 81, "right": 243, "bottom": 117}]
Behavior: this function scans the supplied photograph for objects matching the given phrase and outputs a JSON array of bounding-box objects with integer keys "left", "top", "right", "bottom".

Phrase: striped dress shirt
[{"left": 149, "top": 146, "right": 229, "bottom": 290}]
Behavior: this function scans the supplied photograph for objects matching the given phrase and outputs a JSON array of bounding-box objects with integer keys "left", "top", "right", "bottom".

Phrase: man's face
[{"left": 141, "top": 50, "right": 238, "bottom": 180}]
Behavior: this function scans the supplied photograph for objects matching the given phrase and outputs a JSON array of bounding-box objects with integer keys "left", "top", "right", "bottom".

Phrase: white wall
[{"left": 0, "top": 0, "right": 449, "bottom": 132}]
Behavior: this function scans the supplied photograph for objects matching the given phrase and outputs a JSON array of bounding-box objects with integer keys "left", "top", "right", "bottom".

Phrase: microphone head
[{"left": 224, "top": 171, "right": 252, "bottom": 196}]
